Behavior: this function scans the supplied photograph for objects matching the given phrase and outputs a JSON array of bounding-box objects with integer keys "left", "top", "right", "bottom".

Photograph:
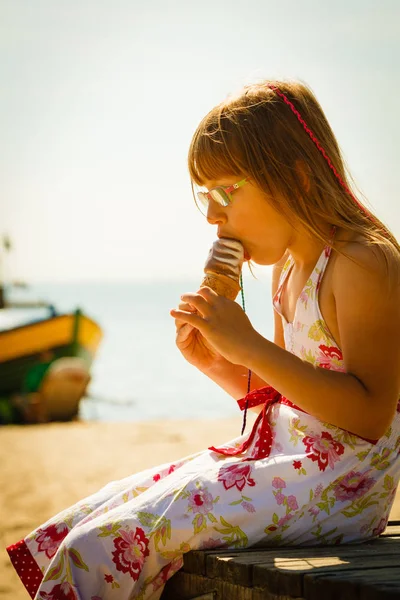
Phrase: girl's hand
[
  {"left": 173, "top": 297, "right": 229, "bottom": 373},
  {"left": 170, "top": 287, "right": 258, "bottom": 366}
]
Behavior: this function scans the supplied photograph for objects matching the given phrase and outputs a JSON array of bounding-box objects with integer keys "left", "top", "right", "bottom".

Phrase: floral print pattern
[
  {"left": 218, "top": 464, "right": 256, "bottom": 491},
  {"left": 112, "top": 527, "right": 150, "bottom": 580},
  {"left": 303, "top": 431, "right": 345, "bottom": 471},
  {"left": 39, "top": 582, "right": 78, "bottom": 600},
  {"left": 333, "top": 471, "right": 375, "bottom": 502},
  {"left": 7, "top": 238, "right": 400, "bottom": 599},
  {"left": 36, "top": 523, "right": 69, "bottom": 559},
  {"left": 188, "top": 489, "right": 214, "bottom": 515}
]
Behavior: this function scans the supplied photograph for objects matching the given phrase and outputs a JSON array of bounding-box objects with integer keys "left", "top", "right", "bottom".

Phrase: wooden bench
[{"left": 162, "top": 521, "right": 400, "bottom": 600}]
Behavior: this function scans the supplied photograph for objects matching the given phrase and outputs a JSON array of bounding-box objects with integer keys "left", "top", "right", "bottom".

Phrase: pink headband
[{"left": 266, "top": 83, "right": 374, "bottom": 221}]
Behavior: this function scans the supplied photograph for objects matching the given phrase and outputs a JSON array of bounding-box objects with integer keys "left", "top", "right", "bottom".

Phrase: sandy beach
[
  {"left": 0, "top": 418, "right": 244, "bottom": 598},
  {"left": 1, "top": 418, "right": 400, "bottom": 599}
]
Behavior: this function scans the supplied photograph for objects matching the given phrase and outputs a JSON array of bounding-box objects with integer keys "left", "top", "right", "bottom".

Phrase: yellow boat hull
[{"left": 0, "top": 309, "right": 102, "bottom": 396}]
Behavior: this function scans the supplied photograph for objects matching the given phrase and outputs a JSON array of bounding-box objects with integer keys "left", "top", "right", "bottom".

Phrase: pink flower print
[
  {"left": 333, "top": 471, "right": 375, "bottom": 502},
  {"left": 40, "top": 582, "right": 78, "bottom": 600},
  {"left": 397, "top": 398, "right": 400, "bottom": 413},
  {"left": 317, "top": 345, "right": 345, "bottom": 372},
  {"left": 188, "top": 489, "right": 214, "bottom": 515},
  {"left": 308, "top": 506, "right": 320, "bottom": 517},
  {"left": 104, "top": 574, "right": 114, "bottom": 583},
  {"left": 298, "top": 289, "right": 309, "bottom": 305},
  {"left": 153, "top": 464, "right": 176, "bottom": 482},
  {"left": 270, "top": 427, "right": 284, "bottom": 452},
  {"left": 112, "top": 527, "right": 150, "bottom": 581},
  {"left": 35, "top": 522, "right": 69, "bottom": 558},
  {"left": 272, "top": 476, "right": 286, "bottom": 489},
  {"left": 275, "top": 492, "right": 285, "bottom": 505},
  {"left": 202, "top": 537, "right": 226, "bottom": 549},
  {"left": 372, "top": 517, "right": 388, "bottom": 537},
  {"left": 314, "top": 483, "right": 324, "bottom": 498},
  {"left": 303, "top": 431, "right": 345, "bottom": 471},
  {"left": 218, "top": 464, "right": 256, "bottom": 492},
  {"left": 151, "top": 570, "right": 167, "bottom": 593},
  {"left": 249, "top": 435, "right": 262, "bottom": 459},
  {"left": 278, "top": 514, "right": 293, "bottom": 527},
  {"left": 293, "top": 460, "right": 302, "bottom": 470},
  {"left": 242, "top": 501, "right": 256, "bottom": 513},
  {"left": 151, "top": 559, "right": 182, "bottom": 593},
  {"left": 287, "top": 495, "right": 299, "bottom": 511}
]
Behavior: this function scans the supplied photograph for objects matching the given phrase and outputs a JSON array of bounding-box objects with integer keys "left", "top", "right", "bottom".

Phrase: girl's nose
[{"left": 206, "top": 201, "right": 227, "bottom": 225}]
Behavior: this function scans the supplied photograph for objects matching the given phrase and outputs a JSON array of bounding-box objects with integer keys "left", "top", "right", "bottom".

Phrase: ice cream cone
[
  {"left": 200, "top": 238, "right": 244, "bottom": 301},
  {"left": 200, "top": 271, "right": 241, "bottom": 300}
]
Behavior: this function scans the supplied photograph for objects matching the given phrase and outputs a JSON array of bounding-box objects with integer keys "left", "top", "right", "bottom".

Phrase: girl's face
[{"left": 201, "top": 177, "right": 293, "bottom": 266}]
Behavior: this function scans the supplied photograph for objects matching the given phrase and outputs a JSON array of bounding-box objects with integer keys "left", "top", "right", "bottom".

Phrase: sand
[{"left": 1, "top": 418, "right": 399, "bottom": 599}]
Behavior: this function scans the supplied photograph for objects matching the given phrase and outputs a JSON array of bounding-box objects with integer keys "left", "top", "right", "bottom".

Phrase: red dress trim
[
  {"left": 6, "top": 538, "right": 43, "bottom": 599},
  {"left": 209, "top": 386, "right": 378, "bottom": 461}
]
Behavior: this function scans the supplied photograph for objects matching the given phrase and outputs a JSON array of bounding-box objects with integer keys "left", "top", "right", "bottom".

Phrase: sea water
[{"left": 4, "top": 275, "right": 274, "bottom": 422}]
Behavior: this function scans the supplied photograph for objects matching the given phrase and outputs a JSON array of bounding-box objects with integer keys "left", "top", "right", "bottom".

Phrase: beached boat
[{"left": 0, "top": 309, "right": 103, "bottom": 422}]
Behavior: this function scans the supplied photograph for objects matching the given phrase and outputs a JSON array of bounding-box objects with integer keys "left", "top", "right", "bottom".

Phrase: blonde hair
[{"left": 188, "top": 79, "right": 400, "bottom": 282}]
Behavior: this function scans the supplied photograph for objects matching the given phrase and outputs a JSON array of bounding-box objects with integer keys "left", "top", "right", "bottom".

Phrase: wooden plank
[
  {"left": 183, "top": 548, "right": 233, "bottom": 575},
  {"left": 304, "top": 567, "right": 400, "bottom": 600},
  {"left": 182, "top": 550, "right": 207, "bottom": 576},
  {"left": 362, "top": 581, "right": 400, "bottom": 600},
  {"left": 254, "top": 555, "right": 400, "bottom": 598},
  {"left": 161, "top": 571, "right": 253, "bottom": 600},
  {"left": 381, "top": 524, "right": 400, "bottom": 536},
  {"left": 183, "top": 531, "right": 400, "bottom": 578},
  {"left": 161, "top": 571, "right": 306, "bottom": 600},
  {"left": 204, "top": 537, "right": 400, "bottom": 586},
  {"left": 182, "top": 528, "right": 400, "bottom": 573},
  {"left": 173, "top": 536, "right": 400, "bottom": 599}
]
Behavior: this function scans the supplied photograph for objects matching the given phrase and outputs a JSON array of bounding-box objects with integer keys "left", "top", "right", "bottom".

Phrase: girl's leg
[
  {"left": 8, "top": 451, "right": 202, "bottom": 597},
  {"left": 34, "top": 450, "right": 317, "bottom": 600}
]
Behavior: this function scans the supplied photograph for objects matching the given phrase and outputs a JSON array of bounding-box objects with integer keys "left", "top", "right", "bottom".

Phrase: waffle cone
[{"left": 200, "top": 271, "right": 241, "bottom": 300}]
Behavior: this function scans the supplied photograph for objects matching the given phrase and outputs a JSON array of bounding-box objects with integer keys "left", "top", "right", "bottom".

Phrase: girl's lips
[{"left": 216, "top": 233, "right": 250, "bottom": 260}]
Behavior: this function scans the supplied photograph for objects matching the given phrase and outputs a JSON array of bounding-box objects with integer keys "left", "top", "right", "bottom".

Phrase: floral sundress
[{"left": 7, "top": 239, "right": 400, "bottom": 600}]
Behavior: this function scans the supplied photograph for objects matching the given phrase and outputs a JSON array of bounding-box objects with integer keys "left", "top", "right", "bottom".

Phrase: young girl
[{"left": 8, "top": 80, "right": 400, "bottom": 600}]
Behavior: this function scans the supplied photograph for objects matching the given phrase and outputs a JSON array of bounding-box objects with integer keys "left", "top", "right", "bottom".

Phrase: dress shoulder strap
[
  {"left": 273, "top": 253, "right": 294, "bottom": 307},
  {"left": 314, "top": 226, "right": 337, "bottom": 292}
]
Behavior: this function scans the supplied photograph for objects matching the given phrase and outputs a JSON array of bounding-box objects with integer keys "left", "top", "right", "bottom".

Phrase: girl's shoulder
[{"left": 332, "top": 233, "right": 400, "bottom": 293}]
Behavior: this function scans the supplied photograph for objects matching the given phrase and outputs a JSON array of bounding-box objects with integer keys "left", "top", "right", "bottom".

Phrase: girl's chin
[{"left": 248, "top": 254, "right": 276, "bottom": 266}]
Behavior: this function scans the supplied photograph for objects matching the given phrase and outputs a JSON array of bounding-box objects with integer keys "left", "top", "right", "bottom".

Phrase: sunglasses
[{"left": 195, "top": 178, "right": 248, "bottom": 215}]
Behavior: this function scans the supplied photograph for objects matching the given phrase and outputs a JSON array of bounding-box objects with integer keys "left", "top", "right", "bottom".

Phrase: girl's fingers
[
  {"left": 174, "top": 302, "right": 197, "bottom": 333},
  {"left": 178, "top": 301, "right": 196, "bottom": 312},
  {"left": 180, "top": 293, "right": 211, "bottom": 316},
  {"left": 170, "top": 308, "right": 204, "bottom": 329},
  {"left": 176, "top": 322, "right": 193, "bottom": 343}
]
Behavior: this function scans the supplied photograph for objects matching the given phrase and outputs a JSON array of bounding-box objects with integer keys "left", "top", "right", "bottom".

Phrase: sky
[{"left": 1, "top": 0, "right": 399, "bottom": 282}]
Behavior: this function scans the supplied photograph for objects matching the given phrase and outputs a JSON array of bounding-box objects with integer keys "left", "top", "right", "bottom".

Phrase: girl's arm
[
  {"left": 242, "top": 244, "right": 400, "bottom": 440},
  {"left": 201, "top": 361, "right": 268, "bottom": 410}
]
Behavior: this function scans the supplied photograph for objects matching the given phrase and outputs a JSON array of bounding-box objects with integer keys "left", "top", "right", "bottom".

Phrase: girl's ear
[{"left": 295, "top": 160, "right": 311, "bottom": 193}]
